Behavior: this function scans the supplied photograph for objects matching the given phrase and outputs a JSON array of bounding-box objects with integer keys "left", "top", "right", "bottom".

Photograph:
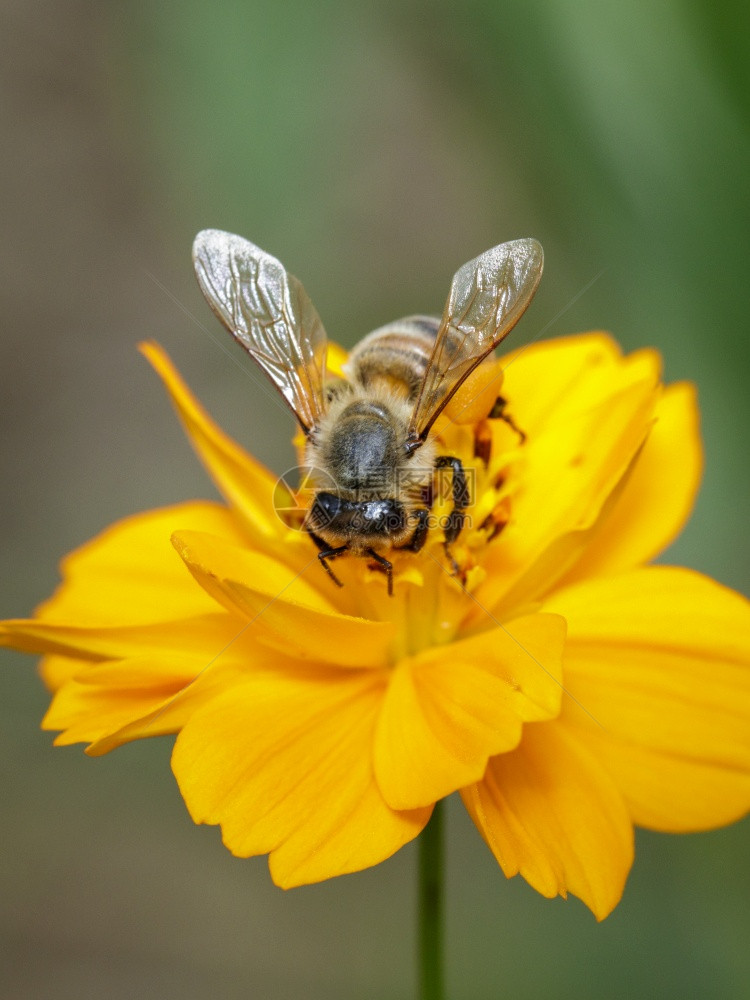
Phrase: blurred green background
[{"left": 2, "top": 1, "right": 749, "bottom": 997}]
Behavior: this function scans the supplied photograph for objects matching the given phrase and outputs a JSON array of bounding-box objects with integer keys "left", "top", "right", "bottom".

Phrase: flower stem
[{"left": 418, "top": 799, "right": 444, "bottom": 1000}]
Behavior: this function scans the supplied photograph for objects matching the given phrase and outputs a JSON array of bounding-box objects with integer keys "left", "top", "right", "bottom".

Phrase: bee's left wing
[
  {"left": 193, "top": 229, "right": 328, "bottom": 433},
  {"left": 408, "top": 238, "right": 543, "bottom": 440}
]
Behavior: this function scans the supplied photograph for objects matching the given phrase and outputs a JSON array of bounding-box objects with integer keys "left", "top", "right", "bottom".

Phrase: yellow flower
[{"left": 3, "top": 333, "right": 749, "bottom": 920}]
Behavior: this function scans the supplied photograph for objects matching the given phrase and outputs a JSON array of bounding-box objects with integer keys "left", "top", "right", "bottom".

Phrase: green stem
[{"left": 418, "top": 799, "right": 445, "bottom": 1000}]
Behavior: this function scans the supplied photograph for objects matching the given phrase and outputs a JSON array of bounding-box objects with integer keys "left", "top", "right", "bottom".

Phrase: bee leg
[
  {"left": 488, "top": 395, "right": 526, "bottom": 443},
  {"left": 434, "top": 456, "right": 469, "bottom": 576},
  {"left": 365, "top": 548, "right": 394, "bottom": 597},
  {"left": 307, "top": 528, "right": 348, "bottom": 588},
  {"left": 399, "top": 508, "right": 430, "bottom": 553},
  {"left": 317, "top": 548, "right": 349, "bottom": 588},
  {"left": 434, "top": 456, "right": 469, "bottom": 543}
]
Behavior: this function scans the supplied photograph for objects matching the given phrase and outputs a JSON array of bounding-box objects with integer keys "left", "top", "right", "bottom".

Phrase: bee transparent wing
[
  {"left": 193, "top": 229, "right": 328, "bottom": 432},
  {"left": 409, "top": 238, "right": 544, "bottom": 439}
]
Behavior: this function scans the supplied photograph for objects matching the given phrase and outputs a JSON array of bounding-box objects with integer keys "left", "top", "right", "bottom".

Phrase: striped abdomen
[{"left": 347, "top": 315, "right": 440, "bottom": 401}]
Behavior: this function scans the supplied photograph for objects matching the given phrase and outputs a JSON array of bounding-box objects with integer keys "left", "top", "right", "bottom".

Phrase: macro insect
[{"left": 192, "top": 230, "right": 543, "bottom": 594}]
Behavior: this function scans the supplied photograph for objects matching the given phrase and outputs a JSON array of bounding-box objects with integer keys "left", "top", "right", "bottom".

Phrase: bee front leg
[
  {"left": 306, "top": 528, "right": 348, "bottom": 588},
  {"left": 365, "top": 548, "right": 394, "bottom": 597},
  {"left": 398, "top": 508, "right": 430, "bottom": 553},
  {"left": 434, "top": 455, "right": 469, "bottom": 575}
]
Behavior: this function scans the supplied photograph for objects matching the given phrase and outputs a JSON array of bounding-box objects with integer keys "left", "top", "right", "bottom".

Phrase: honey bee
[{"left": 192, "top": 230, "right": 543, "bottom": 594}]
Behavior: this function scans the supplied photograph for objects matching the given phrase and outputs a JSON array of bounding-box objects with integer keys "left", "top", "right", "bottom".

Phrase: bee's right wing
[
  {"left": 193, "top": 229, "right": 329, "bottom": 433},
  {"left": 408, "top": 239, "right": 543, "bottom": 440}
]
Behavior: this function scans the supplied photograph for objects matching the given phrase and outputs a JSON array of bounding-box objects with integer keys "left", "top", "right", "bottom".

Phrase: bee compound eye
[{"left": 313, "top": 492, "right": 343, "bottom": 526}]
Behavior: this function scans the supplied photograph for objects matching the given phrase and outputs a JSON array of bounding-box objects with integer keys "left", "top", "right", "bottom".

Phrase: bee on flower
[{"left": 2, "top": 234, "right": 749, "bottom": 921}]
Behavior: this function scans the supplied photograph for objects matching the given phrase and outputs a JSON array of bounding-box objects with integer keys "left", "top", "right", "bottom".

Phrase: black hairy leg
[
  {"left": 307, "top": 528, "right": 348, "bottom": 588},
  {"left": 366, "top": 547, "right": 393, "bottom": 596},
  {"left": 488, "top": 395, "right": 526, "bottom": 443},
  {"left": 399, "top": 508, "right": 430, "bottom": 554},
  {"left": 434, "top": 455, "right": 470, "bottom": 575}
]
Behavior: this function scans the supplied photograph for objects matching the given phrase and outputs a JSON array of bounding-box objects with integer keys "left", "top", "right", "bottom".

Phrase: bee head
[{"left": 308, "top": 493, "right": 407, "bottom": 546}]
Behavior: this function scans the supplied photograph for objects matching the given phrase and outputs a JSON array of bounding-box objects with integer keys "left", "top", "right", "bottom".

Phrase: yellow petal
[
  {"left": 40, "top": 631, "right": 298, "bottom": 753},
  {"left": 34, "top": 501, "right": 243, "bottom": 628},
  {"left": 140, "top": 342, "right": 285, "bottom": 540},
  {"left": 499, "top": 332, "right": 633, "bottom": 434},
  {"left": 0, "top": 611, "right": 242, "bottom": 661},
  {"left": 172, "top": 530, "right": 395, "bottom": 667},
  {"left": 560, "top": 382, "right": 702, "bottom": 582},
  {"left": 374, "top": 614, "right": 566, "bottom": 809},
  {"left": 171, "top": 670, "right": 431, "bottom": 885},
  {"left": 39, "top": 654, "right": 92, "bottom": 691},
  {"left": 325, "top": 341, "right": 349, "bottom": 379},
  {"left": 43, "top": 656, "right": 199, "bottom": 746},
  {"left": 478, "top": 373, "right": 660, "bottom": 616},
  {"left": 104, "top": 654, "right": 325, "bottom": 760},
  {"left": 545, "top": 567, "right": 750, "bottom": 830},
  {"left": 462, "top": 721, "right": 634, "bottom": 920}
]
